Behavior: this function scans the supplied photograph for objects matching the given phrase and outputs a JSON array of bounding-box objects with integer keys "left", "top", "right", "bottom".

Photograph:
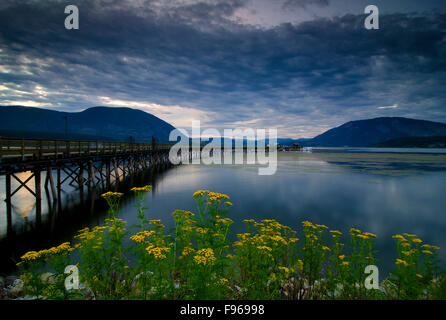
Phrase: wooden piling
[
  {"left": 106, "top": 160, "right": 111, "bottom": 190},
  {"left": 57, "top": 166, "right": 62, "bottom": 211},
  {"left": 79, "top": 163, "right": 84, "bottom": 188},
  {"left": 35, "top": 167, "right": 42, "bottom": 224},
  {"left": 113, "top": 158, "right": 119, "bottom": 183},
  {"left": 88, "top": 161, "right": 96, "bottom": 189},
  {"left": 48, "top": 166, "right": 57, "bottom": 202},
  {"left": 6, "top": 173, "right": 12, "bottom": 236}
]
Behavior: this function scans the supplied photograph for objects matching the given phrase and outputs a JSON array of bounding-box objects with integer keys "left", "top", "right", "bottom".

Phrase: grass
[{"left": 15, "top": 187, "right": 446, "bottom": 300}]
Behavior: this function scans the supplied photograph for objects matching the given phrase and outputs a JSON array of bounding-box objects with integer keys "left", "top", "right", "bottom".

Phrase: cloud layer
[{"left": 0, "top": 0, "right": 445, "bottom": 137}]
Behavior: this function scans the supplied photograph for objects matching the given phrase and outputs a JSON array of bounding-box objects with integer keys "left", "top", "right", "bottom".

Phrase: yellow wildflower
[
  {"left": 363, "top": 232, "right": 377, "bottom": 238},
  {"left": 395, "top": 259, "right": 409, "bottom": 267},
  {"left": 146, "top": 245, "right": 170, "bottom": 260},
  {"left": 131, "top": 185, "right": 152, "bottom": 192},
  {"left": 101, "top": 191, "right": 123, "bottom": 198},
  {"left": 302, "top": 221, "right": 316, "bottom": 229},
  {"left": 356, "top": 234, "right": 370, "bottom": 240},
  {"left": 296, "top": 259, "right": 304, "bottom": 271},
  {"left": 193, "top": 190, "right": 209, "bottom": 198},
  {"left": 392, "top": 235, "right": 407, "bottom": 242},
  {"left": 278, "top": 266, "right": 290, "bottom": 274},
  {"left": 195, "top": 227, "right": 209, "bottom": 234},
  {"left": 182, "top": 247, "right": 195, "bottom": 256},
  {"left": 216, "top": 218, "right": 234, "bottom": 225},
  {"left": 401, "top": 242, "right": 411, "bottom": 248},
  {"left": 193, "top": 248, "right": 216, "bottom": 266}
]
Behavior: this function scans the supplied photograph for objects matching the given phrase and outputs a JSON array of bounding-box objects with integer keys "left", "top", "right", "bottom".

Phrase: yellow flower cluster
[
  {"left": 19, "top": 242, "right": 73, "bottom": 262},
  {"left": 302, "top": 221, "right": 317, "bottom": 229},
  {"left": 75, "top": 224, "right": 113, "bottom": 241},
  {"left": 216, "top": 218, "right": 234, "bottom": 225},
  {"left": 172, "top": 210, "right": 195, "bottom": 220},
  {"left": 234, "top": 220, "right": 297, "bottom": 257},
  {"left": 182, "top": 246, "right": 195, "bottom": 256},
  {"left": 296, "top": 259, "right": 304, "bottom": 271},
  {"left": 270, "top": 235, "right": 288, "bottom": 246},
  {"left": 19, "top": 251, "right": 40, "bottom": 261},
  {"left": 131, "top": 185, "right": 152, "bottom": 192},
  {"left": 146, "top": 244, "right": 170, "bottom": 260},
  {"left": 402, "top": 249, "right": 416, "bottom": 256},
  {"left": 208, "top": 192, "right": 230, "bottom": 202},
  {"left": 422, "top": 244, "right": 440, "bottom": 251},
  {"left": 193, "top": 190, "right": 230, "bottom": 202},
  {"left": 392, "top": 234, "right": 407, "bottom": 241},
  {"left": 75, "top": 227, "right": 96, "bottom": 241},
  {"left": 363, "top": 232, "right": 377, "bottom": 238},
  {"left": 193, "top": 190, "right": 209, "bottom": 198},
  {"left": 403, "top": 233, "right": 417, "bottom": 238},
  {"left": 130, "top": 230, "right": 156, "bottom": 243},
  {"left": 395, "top": 258, "right": 409, "bottom": 267},
  {"left": 193, "top": 248, "right": 216, "bottom": 266},
  {"left": 393, "top": 234, "right": 424, "bottom": 245},
  {"left": 278, "top": 266, "right": 294, "bottom": 275},
  {"left": 401, "top": 242, "right": 411, "bottom": 248},
  {"left": 196, "top": 227, "right": 209, "bottom": 234},
  {"left": 347, "top": 228, "right": 377, "bottom": 240},
  {"left": 257, "top": 246, "right": 273, "bottom": 252},
  {"left": 101, "top": 191, "right": 124, "bottom": 199}
]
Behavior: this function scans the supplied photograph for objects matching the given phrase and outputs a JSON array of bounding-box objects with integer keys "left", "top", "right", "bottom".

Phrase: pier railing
[{"left": 0, "top": 137, "right": 172, "bottom": 163}]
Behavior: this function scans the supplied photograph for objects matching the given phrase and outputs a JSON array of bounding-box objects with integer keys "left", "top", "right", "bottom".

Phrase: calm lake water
[{"left": 1, "top": 148, "right": 446, "bottom": 277}]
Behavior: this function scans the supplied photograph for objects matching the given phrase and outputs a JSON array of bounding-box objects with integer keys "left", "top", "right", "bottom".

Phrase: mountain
[
  {"left": 302, "top": 117, "right": 446, "bottom": 147},
  {"left": 373, "top": 136, "right": 446, "bottom": 148},
  {"left": 0, "top": 106, "right": 176, "bottom": 143}
]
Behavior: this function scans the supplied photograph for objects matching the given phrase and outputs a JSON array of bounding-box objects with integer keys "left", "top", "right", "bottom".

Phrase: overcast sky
[{"left": 0, "top": 0, "right": 445, "bottom": 138}]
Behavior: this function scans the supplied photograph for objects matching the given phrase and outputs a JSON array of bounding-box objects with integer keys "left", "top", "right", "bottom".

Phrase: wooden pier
[
  {"left": 0, "top": 137, "right": 174, "bottom": 236},
  {"left": 0, "top": 136, "right": 276, "bottom": 236}
]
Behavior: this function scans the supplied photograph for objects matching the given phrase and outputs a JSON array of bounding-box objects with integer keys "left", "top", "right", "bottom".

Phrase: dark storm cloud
[
  {"left": 282, "top": 0, "right": 330, "bottom": 10},
  {"left": 0, "top": 0, "right": 445, "bottom": 137}
]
